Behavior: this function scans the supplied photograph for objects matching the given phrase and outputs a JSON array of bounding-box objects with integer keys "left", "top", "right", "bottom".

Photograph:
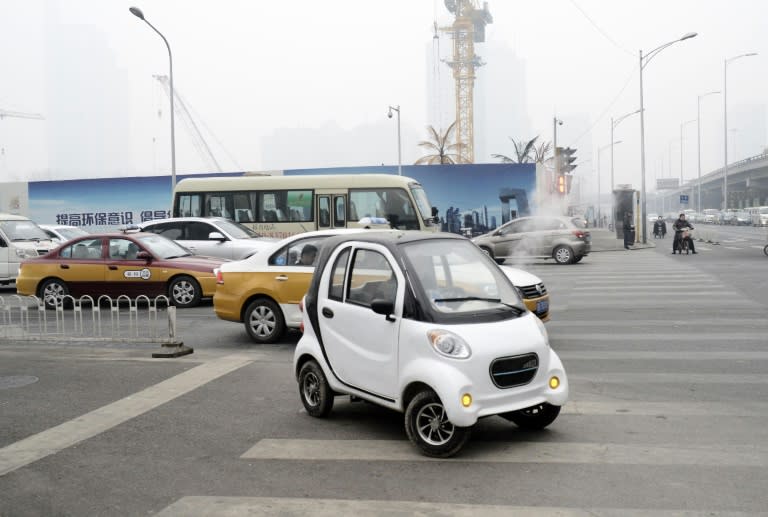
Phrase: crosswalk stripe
[
  {"left": 241, "top": 438, "right": 768, "bottom": 467},
  {"left": 568, "top": 372, "right": 768, "bottom": 383},
  {"left": 558, "top": 351, "right": 768, "bottom": 360},
  {"left": 0, "top": 354, "right": 256, "bottom": 477},
  {"left": 563, "top": 399, "right": 768, "bottom": 416},
  {"left": 154, "top": 496, "right": 765, "bottom": 517},
  {"left": 550, "top": 332, "right": 762, "bottom": 341}
]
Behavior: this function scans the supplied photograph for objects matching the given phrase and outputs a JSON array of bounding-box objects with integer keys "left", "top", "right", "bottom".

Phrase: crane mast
[
  {"left": 153, "top": 75, "right": 223, "bottom": 172},
  {"left": 442, "top": 0, "right": 492, "bottom": 164}
]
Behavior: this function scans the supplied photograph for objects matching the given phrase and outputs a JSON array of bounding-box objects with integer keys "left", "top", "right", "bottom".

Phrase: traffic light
[
  {"left": 557, "top": 174, "right": 566, "bottom": 195},
  {"left": 560, "top": 147, "right": 577, "bottom": 173}
]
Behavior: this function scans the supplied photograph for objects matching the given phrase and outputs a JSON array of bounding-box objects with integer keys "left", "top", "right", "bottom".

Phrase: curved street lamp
[
  {"left": 723, "top": 53, "right": 758, "bottom": 210},
  {"left": 598, "top": 140, "right": 621, "bottom": 226},
  {"left": 638, "top": 32, "right": 697, "bottom": 243},
  {"left": 610, "top": 109, "right": 641, "bottom": 193},
  {"left": 696, "top": 90, "right": 720, "bottom": 213},
  {"left": 388, "top": 105, "right": 401, "bottom": 176},
  {"left": 129, "top": 6, "right": 177, "bottom": 190}
]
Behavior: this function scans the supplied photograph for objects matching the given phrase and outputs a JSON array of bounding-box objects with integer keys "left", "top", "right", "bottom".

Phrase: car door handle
[
  {"left": 60, "top": 264, "right": 69, "bottom": 269},
  {"left": 322, "top": 307, "right": 334, "bottom": 318},
  {"left": 108, "top": 265, "right": 118, "bottom": 270},
  {"left": 275, "top": 275, "right": 288, "bottom": 281}
]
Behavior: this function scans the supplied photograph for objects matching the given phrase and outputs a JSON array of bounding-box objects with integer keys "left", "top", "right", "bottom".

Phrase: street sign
[{"left": 680, "top": 194, "right": 689, "bottom": 204}]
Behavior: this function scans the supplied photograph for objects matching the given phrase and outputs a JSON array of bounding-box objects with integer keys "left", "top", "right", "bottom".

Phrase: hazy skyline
[{"left": 1, "top": 0, "right": 766, "bottom": 198}]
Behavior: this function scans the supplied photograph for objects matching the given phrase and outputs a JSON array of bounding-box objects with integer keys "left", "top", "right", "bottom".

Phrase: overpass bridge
[{"left": 652, "top": 152, "right": 768, "bottom": 214}]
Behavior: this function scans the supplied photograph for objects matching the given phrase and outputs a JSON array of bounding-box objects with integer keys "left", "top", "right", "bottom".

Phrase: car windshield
[
  {"left": 136, "top": 234, "right": 191, "bottom": 259},
  {"left": 0, "top": 220, "right": 50, "bottom": 241},
  {"left": 402, "top": 239, "right": 524, "bottom": 322},
  {"left": 214, "top": 218, "right": 262, "bottom": 238},
  {"left": 58, "top": 227, "right": 89, "bottom": 240},
  {"left": 409, "top": 184, "right": 433, "bottom": 222}
]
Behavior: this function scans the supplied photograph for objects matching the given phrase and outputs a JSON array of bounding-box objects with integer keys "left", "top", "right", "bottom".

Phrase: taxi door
[
  {"left": 104, "top": 238, "right": 166, "bottom": 299},
  {"left": 53, "top": 237, "right": 107, "bottom": 298}
]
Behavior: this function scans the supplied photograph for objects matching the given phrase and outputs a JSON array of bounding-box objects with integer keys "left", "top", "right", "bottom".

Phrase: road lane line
[
  {"left": 562, "top": 399, "right": 768, "bottom": 416},
  {"left": 154, "top": 496, "right": 766, "bottom": 517},
  {"left": 241, "top": 439, "right": 768, "bottom": 466},
  {"left": 0, "top": 354, "right": 255, "bottom": 477}
]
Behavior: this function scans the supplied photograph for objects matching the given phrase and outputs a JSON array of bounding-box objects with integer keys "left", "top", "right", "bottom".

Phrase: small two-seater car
[{"left": 293, "top": 231, "right": 568, "bottom": 458}]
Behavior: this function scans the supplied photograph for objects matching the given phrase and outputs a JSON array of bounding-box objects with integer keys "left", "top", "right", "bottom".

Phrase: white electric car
[{"left": 293, "top": 231, "right": 568, "bottom": 458}]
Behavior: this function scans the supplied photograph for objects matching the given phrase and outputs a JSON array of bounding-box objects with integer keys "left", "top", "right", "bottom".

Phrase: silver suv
[
  {"left": 139, "top": 217, "right": 277, "bottom": 260},
  {"left": 472, "top": 215, "right": 591, "bottom": 265}
]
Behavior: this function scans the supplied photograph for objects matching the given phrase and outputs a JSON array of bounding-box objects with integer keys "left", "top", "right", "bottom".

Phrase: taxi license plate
[
  {"left": 536, "top": 300, "right": 549, "bottom": 314},
  {"left": 585, "top": 234, "right": 592, "bottom": 242}
]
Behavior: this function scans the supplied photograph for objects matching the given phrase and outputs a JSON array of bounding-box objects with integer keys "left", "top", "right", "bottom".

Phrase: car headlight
[
  {"left": 534, "top": 315, "right": 550, "bottom": 347},
  {"left": 15, "top": 248, "right": 37, "bottom": 259},
  {"left": 427, "top": 329, "right": 471, "bottom": 359}
]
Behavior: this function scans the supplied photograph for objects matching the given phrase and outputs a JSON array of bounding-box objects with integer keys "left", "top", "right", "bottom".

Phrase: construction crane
[
  {"left": 0, "top": 109, "right": 44, "bottom": 158},
  {"left": 441, "top": 0, "right": 492, "bottom": 164},
  {"left": 153, "top": 74, "right": 224, "bottom": 172}
]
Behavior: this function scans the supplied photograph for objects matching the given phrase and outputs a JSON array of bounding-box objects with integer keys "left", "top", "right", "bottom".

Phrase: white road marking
[
  {"left": 154, "top": 496, "right": 765, "bottom": 517},
  {"left": 562, "top": 399, "right": 768, "bottom": 416},
  {"left": 241, "top": 438, "right": 768, "bottom": 467},
  {"left": 0, "top": 354, "right": 255, "bottom": 477}
]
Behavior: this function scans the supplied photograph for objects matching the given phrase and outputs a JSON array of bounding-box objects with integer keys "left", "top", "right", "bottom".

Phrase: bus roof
[{"left": 174, "top": 174, "right": 424, "bottom": 192}]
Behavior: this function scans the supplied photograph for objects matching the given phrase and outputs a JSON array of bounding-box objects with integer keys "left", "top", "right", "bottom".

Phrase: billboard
[{"left": 656, "top": 178, "right": 680, "bottom": 190}]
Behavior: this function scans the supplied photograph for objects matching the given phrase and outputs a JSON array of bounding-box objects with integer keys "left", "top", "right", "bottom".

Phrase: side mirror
[
  {"left": 371, "top": 299, "right": 395, "bottom": 322},
  {"left": 208, "top": 231, "right": 226, "bottom": 241},
  {"left": 431, "top": 206, "right": 438, "bottom": 217},
  {"left": 136, "top": 251, "right": 152, "bottom": 262}
]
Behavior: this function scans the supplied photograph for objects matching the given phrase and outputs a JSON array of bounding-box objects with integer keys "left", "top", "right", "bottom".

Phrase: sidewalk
[{"left": 588, "top": 228, "right": 656, "bottom": 252}]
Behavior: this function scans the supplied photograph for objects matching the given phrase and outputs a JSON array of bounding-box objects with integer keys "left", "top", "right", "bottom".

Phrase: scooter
[{"left": 674, "top": 228, "right": 694, "bottom": 254}]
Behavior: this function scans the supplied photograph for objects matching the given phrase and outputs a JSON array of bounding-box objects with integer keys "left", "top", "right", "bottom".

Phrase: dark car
[{"left": 472, "top": 215, "right": 591, "bottom": 265}]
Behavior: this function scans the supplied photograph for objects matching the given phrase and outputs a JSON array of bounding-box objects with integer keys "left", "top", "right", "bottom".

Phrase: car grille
[
  {"left": 490, "top": 353, "right": 539, "bottom": 389},
  {"left": 518, "top": 283, "right": 547, "bottom": 298}
]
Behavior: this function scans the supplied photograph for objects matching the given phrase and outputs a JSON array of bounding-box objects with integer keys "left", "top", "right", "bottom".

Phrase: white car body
[
  {"left": 38, "top": 224, "right": 90, "bottom": 244},
  {"left": 293, "top": 231, "right": 568, "bottom": 456}
]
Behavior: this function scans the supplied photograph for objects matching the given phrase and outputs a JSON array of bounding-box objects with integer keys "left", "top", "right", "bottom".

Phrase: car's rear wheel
[
  {"left": 168, "top": 275, "right": 202, "bottom": 308},
  {"left": 40, "top": 278, "right": 69, "bottom": 309},
  {"left": 553, "top": 245, "right": 574, "bottom": 264},
  {"left": 404, "top": 391, "right": 471, "bottom": 458},
  {"left": 244, "top": 298, "right": 285, "bottom": 343},
  {"left": 298, "top": 360, "right": 334, "bottom": 417},
  {"left": 501, "top": 402, "right": 561, "bottom": 430},
  {"left": 572, "top": 255, "right": 583, "bottom": 263}
]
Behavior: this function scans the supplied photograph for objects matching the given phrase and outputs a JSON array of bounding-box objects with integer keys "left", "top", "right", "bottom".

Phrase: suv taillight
[
  {"left": 215, "top": 270, "right": 223, "bottom": 284},
  {"left": 572, "top": 230, "right": 585, "bottom": 238}
]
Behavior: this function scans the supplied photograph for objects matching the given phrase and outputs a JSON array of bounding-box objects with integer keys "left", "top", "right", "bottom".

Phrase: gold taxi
[
  {"left": 16, "top": 232, "right": 225, "bottom": 308},
  {"left": 214, "top": 229, "right": 370, "bottom": 343},
  {"left": 500, "top": 265, "right": 551, "bottom": 322}
]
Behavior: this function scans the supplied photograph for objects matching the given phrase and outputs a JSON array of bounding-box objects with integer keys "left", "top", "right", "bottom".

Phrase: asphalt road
[{"left": 1, "top": 226, "right": 767, "bottom": 516}]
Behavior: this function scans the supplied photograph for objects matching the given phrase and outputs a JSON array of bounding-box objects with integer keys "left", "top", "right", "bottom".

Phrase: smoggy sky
[{"left": 1, "top": 0, "right": 766, "bottom": 196}]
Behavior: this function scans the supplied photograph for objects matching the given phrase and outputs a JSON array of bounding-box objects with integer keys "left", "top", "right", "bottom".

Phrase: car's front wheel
[
  {"left": 39, "top": 278, "right": 69, "bottom": 309},
  {"left": 404, "top": 391, "right": 471, "bottom": 458},
  {"left": 244, "top": 298, "right": 285, "bottom": 343},
  {"left": 553, "top": 245, "right": 575, "bottom": 264},
  {"left": 168, "top": 275, "right": 202, "bottom": 308},
  {"left": 298, "top": 360, "right": 334, "bottom": 417},
  {"left": 501, "top": 402, "right": 561, "bottom": 430}
]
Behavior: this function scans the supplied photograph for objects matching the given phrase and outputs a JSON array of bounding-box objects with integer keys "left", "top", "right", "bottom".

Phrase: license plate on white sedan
[{"left": 536, "top": 300, "right": 549, "bottom": 314}]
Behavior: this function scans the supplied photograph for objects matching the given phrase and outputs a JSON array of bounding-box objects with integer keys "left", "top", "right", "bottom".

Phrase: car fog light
[
  {"left": 549, "top": 376, "right": 560, "bottom": 389},
  {"left": 461, "top": 393, "right": 472, "bottom": 407}
]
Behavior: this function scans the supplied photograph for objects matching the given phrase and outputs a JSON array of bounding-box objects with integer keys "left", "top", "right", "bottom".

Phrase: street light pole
[
  {"left": 598, "top": 141, "right": 621, "bottom": 226},
  {"left": 129, "top": 6, "right": 176, "bottom": 191},
  {"left": 679, "top": 119, "right": 696, "bottom": 185},
  {"left": 610, "top": 109, "right": 641, "bottom": 193},
  {"left": 388, "top": 105, "right": 401, "bottom": 175},
  {"left": 696, "top": 90, "right": 720, "bottom": 213},
  {"left": 723, "top": 53, "right": 757, "bottom": 210},
  {"left": 639, "top": 32, "right": 697, "bottom": 244}
]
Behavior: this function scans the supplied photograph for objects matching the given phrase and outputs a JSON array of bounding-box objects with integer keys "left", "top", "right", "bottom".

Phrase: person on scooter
[
  {"left": 672, "top": 213, "right": 696, "bottom": 254},
  {"left": 653, "top": 216, "right": 667, "bottom": 239}
]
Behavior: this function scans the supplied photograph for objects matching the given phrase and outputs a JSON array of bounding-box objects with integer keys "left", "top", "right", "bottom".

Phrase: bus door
[{"left": 317, "top": 195, "right": 347, "bottom": 228}]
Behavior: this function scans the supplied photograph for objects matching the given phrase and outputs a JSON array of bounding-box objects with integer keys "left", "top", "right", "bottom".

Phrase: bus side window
[
  {"left": 334, "top": 196, "right": 346, "bottom": 227},
  {"left": 318, "top": 196, "right": 331, "bottom": 228}
]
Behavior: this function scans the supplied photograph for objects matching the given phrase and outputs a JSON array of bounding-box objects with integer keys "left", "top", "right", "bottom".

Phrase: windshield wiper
[{"left": 433, "top": 296, "right": 525, "bottom": 313}]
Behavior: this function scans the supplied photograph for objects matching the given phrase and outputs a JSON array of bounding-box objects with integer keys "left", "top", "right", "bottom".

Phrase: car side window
[
  {"left": 187, "top": 222, "right": 215, "bottom": 240},
  {"left": 62, "top": 238, "right": 102, "bottom": 259},
  {"left": 269, "top": 237, "right": 325, "bottom": 266},
  {"left": 499, "top": 220, "right": 523, "bottom": 235},
  {"left": 328, "top": 248, "right": 351, "bottom": 301},
  {"left": 347, "top": 249, "right": 397, "bottom": 308},
  {"left": 108, "top": 238, "right": 141, "bottom": 260}
]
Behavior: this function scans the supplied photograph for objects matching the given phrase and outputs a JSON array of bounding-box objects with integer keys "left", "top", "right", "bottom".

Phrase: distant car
[
  {"left": 213, "top": 228, "right": 374, "bottom": 343},
  {"left": 646, "top": 213, "right": 659, "bottom": 223},
  {"left": 138, "top": 217, "right": 277, "bottom": 260},
  {"left": 472, "top": 216, "right": 591, "bottom": 265},
  {"left": 38, "top": 224, "right": 90, "bottom": 244},
  {"left": 501, "top": 266, "right": 550, "bottom": 322},
  {"left": 15, "top": 231, "right": 226, "bottom": 308},
  {"left": 734, "top": 211, "right": 751, "bottom": 226}
]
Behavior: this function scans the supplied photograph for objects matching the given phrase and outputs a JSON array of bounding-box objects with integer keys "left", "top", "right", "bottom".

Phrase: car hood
[{"left": 500, "top": 265, "right": 543, "bottom": 286}]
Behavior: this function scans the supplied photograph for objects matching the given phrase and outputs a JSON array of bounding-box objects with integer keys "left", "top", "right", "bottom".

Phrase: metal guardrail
[{"left": 0, "top": 294, "right": 182, "bottom": 346}]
